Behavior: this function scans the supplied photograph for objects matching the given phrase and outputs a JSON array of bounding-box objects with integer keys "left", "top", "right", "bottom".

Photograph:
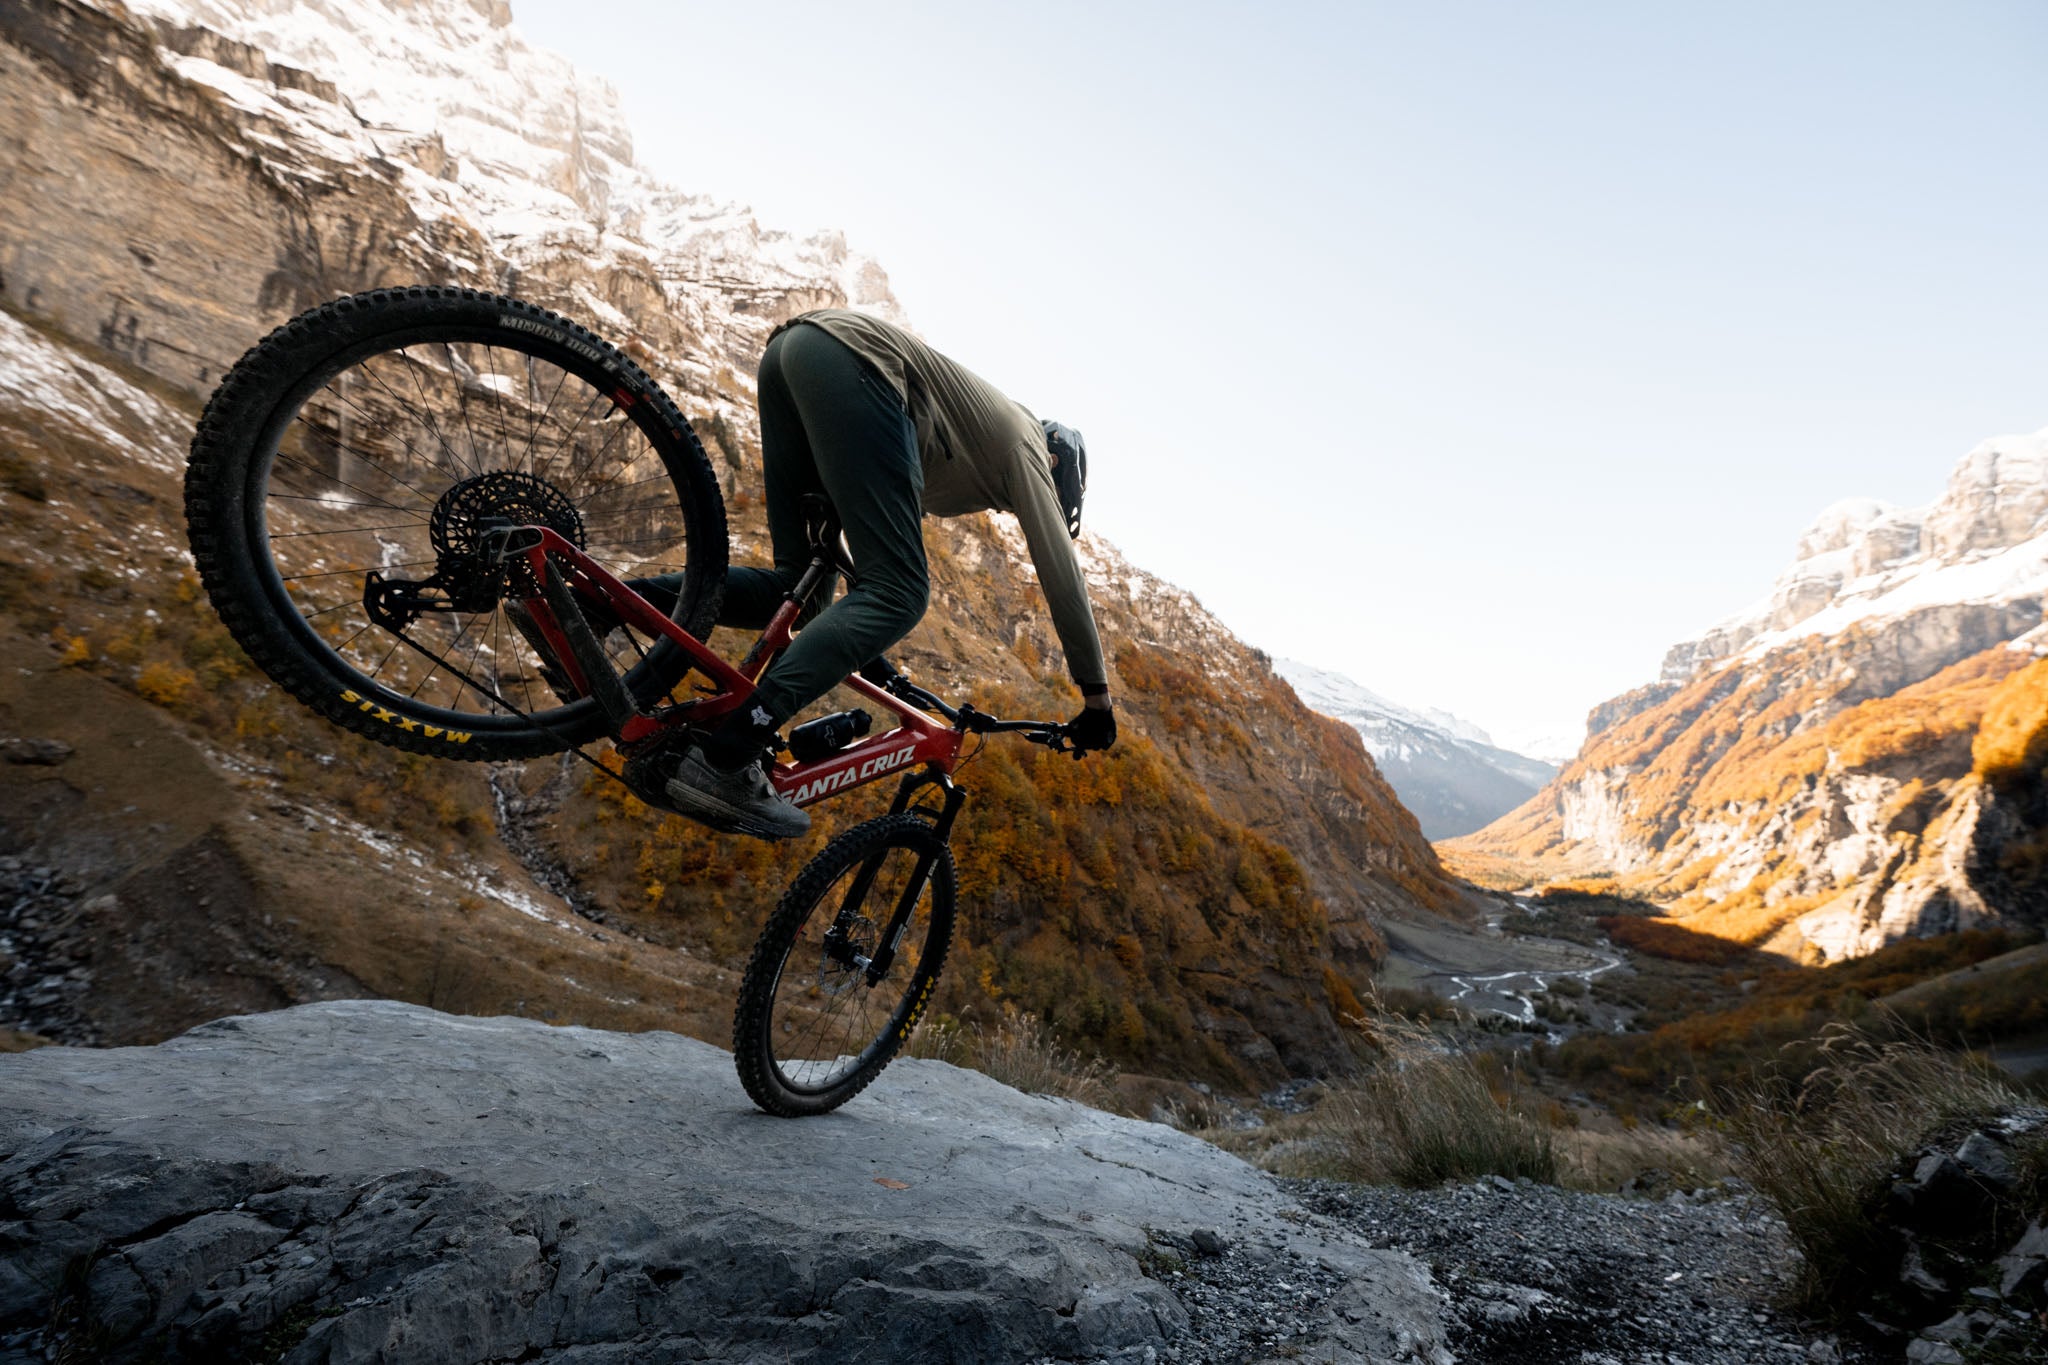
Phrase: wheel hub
[{"left": 818, "top": 915, "right": 878, "bottom": 993}]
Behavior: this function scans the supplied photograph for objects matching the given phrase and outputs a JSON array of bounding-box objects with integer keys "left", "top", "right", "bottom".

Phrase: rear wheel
[
  {"left": 733, "top": 813, "right": 957, "bottom": 1117},
  {"left": 184, "top": 286, "right": 726, "bottom": 761}
]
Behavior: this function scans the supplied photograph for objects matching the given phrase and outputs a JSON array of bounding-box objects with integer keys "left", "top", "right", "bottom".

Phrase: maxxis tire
[
  {"left": 733, "top": 813, "right": 957, "bottom": 1117},
  {"left": 183, "top": 286, "right": 726, "bottom": 761}
]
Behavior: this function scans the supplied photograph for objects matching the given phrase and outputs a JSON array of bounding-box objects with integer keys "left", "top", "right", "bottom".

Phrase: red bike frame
[{"left": 508, "top": 527, "right": 966, "bottom": 808}]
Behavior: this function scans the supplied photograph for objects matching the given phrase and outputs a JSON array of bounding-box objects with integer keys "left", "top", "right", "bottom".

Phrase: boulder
[{"left": 0, "top": 1000, "right": 1445, "bottom": 1363}]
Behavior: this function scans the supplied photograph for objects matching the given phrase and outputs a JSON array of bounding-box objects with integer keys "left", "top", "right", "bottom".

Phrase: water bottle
[{"left": 787, "top": 709, "right": 873, "bottom": 762}]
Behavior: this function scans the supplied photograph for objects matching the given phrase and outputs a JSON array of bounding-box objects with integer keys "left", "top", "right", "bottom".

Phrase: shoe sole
[{"left": 663, "top": 774, "right": 809, "bottom": 842}]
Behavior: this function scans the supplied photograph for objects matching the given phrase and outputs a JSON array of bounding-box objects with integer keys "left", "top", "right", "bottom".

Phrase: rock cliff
[
  {"left": 0, "top": 1000, "right": 1450, "bottom": 1364},
  {"left": 1451, "top": 431, "right": 2048, "bottom": 960},
  {"left": 0, "top": 0, "right": 1465, "bottom": 1081}
]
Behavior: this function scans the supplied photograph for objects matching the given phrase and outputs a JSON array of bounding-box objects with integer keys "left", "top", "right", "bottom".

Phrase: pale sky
[{"left": 514, "top": 0, "right": 2048, "bottom": 755}]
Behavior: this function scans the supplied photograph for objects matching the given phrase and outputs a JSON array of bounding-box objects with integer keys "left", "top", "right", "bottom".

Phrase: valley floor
[{"left": 1377, "top": 908, "right": 1624, "bottom": 1026}]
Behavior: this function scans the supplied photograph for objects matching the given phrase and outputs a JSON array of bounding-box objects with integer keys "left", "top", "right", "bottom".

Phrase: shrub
[
  {"left": 910, "top": 1007, "right": 1118, "bottom": 1107},
  {"left": 134, "top": 661, "right": 197, "bottom": 708}
]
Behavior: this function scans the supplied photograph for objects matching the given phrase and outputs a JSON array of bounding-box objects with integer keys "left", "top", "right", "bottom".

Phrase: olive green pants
[{"left": 640, "top": 322, "right": 928, "bottom": 726}]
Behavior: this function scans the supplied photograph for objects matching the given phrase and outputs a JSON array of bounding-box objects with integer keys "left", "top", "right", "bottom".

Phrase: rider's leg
[
  {"left": 629, "top": 327, "right": 832, "bottom": 630},
  {"left": 742, "top": 325, "right": 927, "bottom": 723},
  {"left": 664, "top": 325, "right": 925, "bottom": 838},
  {"left": 691, "top": 326, "right": 924, "bottom": 771}
]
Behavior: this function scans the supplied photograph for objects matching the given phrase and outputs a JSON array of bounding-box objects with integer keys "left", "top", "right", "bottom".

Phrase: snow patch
[
  {"left": 0, "top": 311, "right": 187, "bottom": 472},
  {"left": 1667, "top": 428, "right": 2048, "bottom": 676}
]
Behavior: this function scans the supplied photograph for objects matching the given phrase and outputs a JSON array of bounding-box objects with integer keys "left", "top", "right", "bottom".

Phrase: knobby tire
[{"left": 733, "top": 813, "right": 957, "bottom": 1117}]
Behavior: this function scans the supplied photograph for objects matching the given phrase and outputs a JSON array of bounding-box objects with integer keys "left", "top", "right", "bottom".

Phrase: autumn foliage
[
  {"left": 1973, "top": 656, "right": 2048, "bottom": 792},
  {"left": 1455, "top": 628, "right": 2047, "bottom": 949}
]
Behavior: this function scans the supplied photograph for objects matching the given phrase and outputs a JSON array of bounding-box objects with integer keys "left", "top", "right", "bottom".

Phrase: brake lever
[{"left": 1025, "top": 726, "right": 1080, "bottom": 758}]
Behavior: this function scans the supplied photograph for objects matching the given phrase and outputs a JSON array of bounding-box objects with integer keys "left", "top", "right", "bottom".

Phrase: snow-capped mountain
[
  {"left": 1661, "top": 429, "right": 2048, "bottom": 681},
  {"left": 117, "top": 0, "right": 902, "bottom": 333},
  {"left": 1456, "top": 428, "right": 2048, "bottom": 961},
  {"left": 1277, "top": 660, "right": 1558, "bottom": 840}
]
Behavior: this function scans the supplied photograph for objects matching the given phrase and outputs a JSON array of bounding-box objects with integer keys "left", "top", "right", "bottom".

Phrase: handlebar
[{"left": 877, "top": 675, "right": 1077, "bottom": 755}]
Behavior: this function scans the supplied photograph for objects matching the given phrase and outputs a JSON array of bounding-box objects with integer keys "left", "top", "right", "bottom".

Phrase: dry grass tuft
[
  {"left": 1723, "top": 1025, "right": 2023, "bottom": 1308},
  {"left": 1193, "top": 1013, "right": 1560, "bottom": 1187},
  {"left": 1309, "top": 1014, "right": 1559, "bottom": 1187},
  {"left": 910, "top": 1007, "right": 1115, "bottom": 1108},
  {"left": 1554, "top": 1121, "right": 1730, "bottom": 1194}
]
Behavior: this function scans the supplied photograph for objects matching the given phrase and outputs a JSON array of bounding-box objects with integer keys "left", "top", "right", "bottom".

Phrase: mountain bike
[{"left": 183, "top": 286, "right": 1076, "bottom": 1116}]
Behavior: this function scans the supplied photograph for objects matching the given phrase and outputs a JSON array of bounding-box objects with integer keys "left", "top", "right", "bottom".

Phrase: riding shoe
[{"left": 664, "top": 745, "right": 811, "bottom": 841}]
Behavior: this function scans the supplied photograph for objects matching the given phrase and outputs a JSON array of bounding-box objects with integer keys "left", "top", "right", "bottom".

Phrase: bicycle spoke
[
  {"left": 459, "top": 610, "right": 497, "bottom": 712},
  {"left": 408, "top": 610, "right": 484, "bottom": 700},
  {"left": 482, "top": 345, "right": 514, "bottom": 469},
  {"left": 316, "top": 377, "right": 469, "bottom": 492},
  {"left": 281, "top": 557, "right": 435, "bottom": 583},
  {"left": 271, "top": 451, "right": 433, "bottom": 517},
  {"left": 271, "top": 520, "right": 431, "bottom": 539},
  {"left": 443, "top": 340, "right": 489, "bottom": 475},
  {"left": 394, "top": 347, "right": 477, "bottom": 479}
]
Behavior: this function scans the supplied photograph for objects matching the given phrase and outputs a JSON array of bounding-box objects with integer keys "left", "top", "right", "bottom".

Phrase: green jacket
[{"left": 779, "top": 309, "right": 1108, "bottom": 689}]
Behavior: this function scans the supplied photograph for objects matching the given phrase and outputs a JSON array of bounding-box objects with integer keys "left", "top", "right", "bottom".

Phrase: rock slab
[{"left": 0, "top": 1000, "right": 1442, "bottom": 1363}]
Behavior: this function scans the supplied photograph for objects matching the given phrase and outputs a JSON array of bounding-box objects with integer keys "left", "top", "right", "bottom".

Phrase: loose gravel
[
  {"left": 0, "top": 855, "right": 96, "bottom": 1046},
  {"left": 1026, "top": 1174, "right": 1880, "bottom": 1365}
]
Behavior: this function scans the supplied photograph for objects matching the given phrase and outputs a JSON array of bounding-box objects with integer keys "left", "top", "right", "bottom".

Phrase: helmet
[{"left": 1041, "top": 419, "right": 1087, "bottom": 540}]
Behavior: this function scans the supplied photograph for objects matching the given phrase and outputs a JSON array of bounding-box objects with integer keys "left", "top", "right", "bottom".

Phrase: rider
[{"left": 642, "top": 310, "right": 1116, "bottom": 840}]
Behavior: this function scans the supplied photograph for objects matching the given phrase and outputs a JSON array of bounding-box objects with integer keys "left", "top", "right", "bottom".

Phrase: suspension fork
[{"left": 825, "top": 768, "right": 967, "bottom": 984}]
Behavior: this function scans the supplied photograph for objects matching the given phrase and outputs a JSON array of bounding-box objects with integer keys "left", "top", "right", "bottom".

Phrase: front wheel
[{"left": 733, "top": 813, "right": 957, "bottom": 1117}]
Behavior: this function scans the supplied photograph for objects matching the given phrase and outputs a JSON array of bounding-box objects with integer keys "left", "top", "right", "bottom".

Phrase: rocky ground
[
  {"left": 1292, "top": 1178, "right": 1838, "bottom": 1365},
  {"left": 1019, "top": 1175, "right": 1849, "bottom": 1365},
  {"left": 14, "top": 999, "right": 2038, "bottom": 1364},
  {"left": 0, "top": 848, "right": 94, "bottom": 1048}
]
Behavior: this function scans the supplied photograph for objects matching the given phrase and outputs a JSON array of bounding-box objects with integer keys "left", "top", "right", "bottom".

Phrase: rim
[
  {"left": 248, "top": 328, "right": 697, "bottom": 729},
  {"left": 768, "top": 839, "right": 942, "bottom": 1095}
]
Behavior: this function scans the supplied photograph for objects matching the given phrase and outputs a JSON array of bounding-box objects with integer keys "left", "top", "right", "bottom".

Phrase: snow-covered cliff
[
  {"left": 1276, "top": 660, "right": 1557, "bottom": 840},
  {"left": 1661, "top": 430, "right": 2048, "bottom": 681}
]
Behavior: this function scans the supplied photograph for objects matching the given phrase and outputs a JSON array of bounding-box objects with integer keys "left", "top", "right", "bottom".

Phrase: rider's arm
[{"left": 1007, "top": 444, "right": 1109, "bottom": 700}]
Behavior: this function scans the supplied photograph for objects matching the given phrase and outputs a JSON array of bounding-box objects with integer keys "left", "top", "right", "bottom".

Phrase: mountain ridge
[
  {"left": 1451, "top": 428, "right": 2048, "bottom": 960},
  {"left": 1276, "top": 658, "right": 1558, "bottom": 840}
]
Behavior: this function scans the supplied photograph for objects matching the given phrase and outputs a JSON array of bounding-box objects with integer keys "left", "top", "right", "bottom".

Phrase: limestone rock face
[
  {"left": 1659, "top": 429, "right": 2048, "bottom": 684},
  {"left": 0, "top": 0, "right": 901, "bottom": 404},
  {"left": 1453, "top": 431, "right": 2048, "bottom": 960},
  {"left": 0, "top": 1001, "right": 1446, "bottom": 1364}
]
